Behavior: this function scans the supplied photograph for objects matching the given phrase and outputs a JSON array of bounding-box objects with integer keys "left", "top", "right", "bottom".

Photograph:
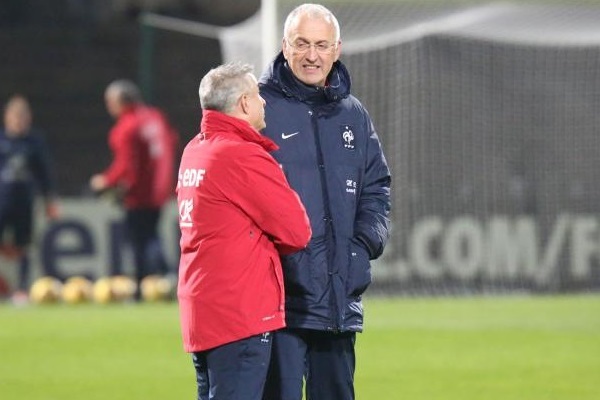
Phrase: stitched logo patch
[{"left": 341, "top": 125, "right": 355, "bottom": 150}]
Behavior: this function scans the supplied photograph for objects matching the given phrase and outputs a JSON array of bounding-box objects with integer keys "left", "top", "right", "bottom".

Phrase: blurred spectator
[
  {"left": 0, "top": 94, "right": 60, "bottom": 305},
  {"left": 89, "top": 79, "right": 179, "bottom": 300}
]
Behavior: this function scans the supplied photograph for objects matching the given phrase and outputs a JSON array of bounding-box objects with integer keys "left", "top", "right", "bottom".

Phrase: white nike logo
[{"left": 281, "top": 131, "right": 300, "bottom": 139}]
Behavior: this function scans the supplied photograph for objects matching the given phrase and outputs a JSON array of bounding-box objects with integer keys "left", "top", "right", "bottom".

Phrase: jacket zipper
[{"left": 309, "top": 108, "right": 341, "bottom": 332}]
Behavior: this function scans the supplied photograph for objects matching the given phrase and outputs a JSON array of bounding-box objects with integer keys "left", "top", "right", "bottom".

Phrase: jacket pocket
[
  {"left": 281, "top": 235, "right": 328, "bottom": 299},
  {"left": 282, "top": 246, "right": 311, "bottom": 297},
  {"left": 270, "top": 256, "right": 285, "bottom": 313},
  {"left": 346, "top": 238, "right": 372, "bottom": 297}
]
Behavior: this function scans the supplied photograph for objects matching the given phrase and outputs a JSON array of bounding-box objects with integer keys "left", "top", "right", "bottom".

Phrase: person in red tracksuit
[
  {"left": 176, "top": 62, "right": 311, "bottom": 400},
  {"left": 89, "top": 79, "right": 179, "bottom": 297}
]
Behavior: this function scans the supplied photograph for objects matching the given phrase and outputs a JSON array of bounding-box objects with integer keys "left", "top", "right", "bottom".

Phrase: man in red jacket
[
  {"left": 90, "top": 80, "right": 179, "bottom": 298},
  {"left": 176, "top": 62, "right": 311, "bottom": 400}
]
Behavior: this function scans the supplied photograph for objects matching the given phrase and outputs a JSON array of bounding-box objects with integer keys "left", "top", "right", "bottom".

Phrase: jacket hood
[
  {"left": 200, "top": 109, "right": 278, "bottom": 152},
  {"left": 259, "top": 52, "right": 351, "bottom": 106}
]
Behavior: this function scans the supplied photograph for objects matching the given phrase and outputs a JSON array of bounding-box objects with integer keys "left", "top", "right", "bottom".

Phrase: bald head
[
  {"left": 104, "top": 79, "right": 143, "bottom": 118},
  {"left": 283, "top": 3, "right": 340, "bottom": 43}
]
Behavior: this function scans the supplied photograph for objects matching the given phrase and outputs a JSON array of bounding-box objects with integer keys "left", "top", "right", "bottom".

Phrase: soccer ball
[
  {"left": 92, "top": 275, "right": 137, "bottom": 304},
  {"left": 92, "top": 277, "right": 116, "bottom": 304},
  {"left": 110, "top": 275, "right": 136, "bottom": 302},
  {"left": 29, "top": 276, "right": 63, "bottom": 304},
  {"left": 140, "top": 274, "right": 173, "bottom": 302},
  {"left": 62, "top": 276, "right": 93, "bottom": 304}
]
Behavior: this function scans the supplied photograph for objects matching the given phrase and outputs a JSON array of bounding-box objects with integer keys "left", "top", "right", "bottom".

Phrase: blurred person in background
[
  {"left": 0, "top": 94, "right": 60, "bottom": 305},
  {"left": 177, "top": 62, "right": 311, "bottom": 400},
  {"left": 259, "top": 4, "right": 392, "bottom": 399},
  {"left": 89, "top": 79, "right": 179, "bottom": 300}
]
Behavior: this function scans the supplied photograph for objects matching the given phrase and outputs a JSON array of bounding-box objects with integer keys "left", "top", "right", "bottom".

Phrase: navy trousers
[
  {"left": 262, "top": 328, "right": 356, "bottom": 400},
  {"left": 0, "top": 190, "right": 33, "bottom": 291},
  {"left": 125, "top": 208, "right": 169, "bottom": 298},
  {"left": 0, "top": 190, "right": 33, "bottom": 247},
  {"left": 192, "top": 332, "right": 273, "bottom": 400}
]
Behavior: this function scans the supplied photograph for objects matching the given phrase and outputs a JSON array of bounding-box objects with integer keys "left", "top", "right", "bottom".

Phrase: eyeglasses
[{"left": 286, "top": 39, "right": 337, "bottom": 54}]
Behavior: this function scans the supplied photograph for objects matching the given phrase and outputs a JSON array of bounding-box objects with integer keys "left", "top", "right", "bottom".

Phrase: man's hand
[
  {"left": 45, "top": 201, "right": 60, "bottom": 220},
  {"left": 89, "top": 174, "right": 107, "bottom": 192}
]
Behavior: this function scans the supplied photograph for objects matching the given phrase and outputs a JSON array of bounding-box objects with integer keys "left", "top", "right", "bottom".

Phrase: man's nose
[{"left": 305, "top": 45, "right": 319, "bottom": 59}]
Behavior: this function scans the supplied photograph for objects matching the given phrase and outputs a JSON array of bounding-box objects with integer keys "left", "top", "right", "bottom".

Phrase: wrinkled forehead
[{"left": 285, "top": 13, "right": 339, "bottom": 42}]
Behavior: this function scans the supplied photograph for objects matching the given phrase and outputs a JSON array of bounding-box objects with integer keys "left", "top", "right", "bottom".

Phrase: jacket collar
[
  {"left": 259, "top": 52, "right": 351, "bottom": 106},
  {"left": 199, "top": 109, "right": 278, "bottom": 152}
]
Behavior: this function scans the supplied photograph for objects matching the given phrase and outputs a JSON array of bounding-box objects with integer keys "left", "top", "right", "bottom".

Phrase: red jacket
[
  {"left": 102, "top": 104, "right": 179, "bottom": 209},
  {"left": 176, "top": 110, "right": 311, "bottom": 352}
]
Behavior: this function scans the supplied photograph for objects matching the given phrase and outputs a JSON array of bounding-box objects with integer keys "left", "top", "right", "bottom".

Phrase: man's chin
[{"left": 300, "top": 75, "right": 325, "bottom": 87}]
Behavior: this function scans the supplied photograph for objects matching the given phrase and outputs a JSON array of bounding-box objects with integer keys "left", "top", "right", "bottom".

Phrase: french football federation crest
[{"left": 341, "top": 125, "right": 355, "bottom": 150}]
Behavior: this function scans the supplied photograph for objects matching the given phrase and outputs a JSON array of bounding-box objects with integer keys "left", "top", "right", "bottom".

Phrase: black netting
[
  {"left": 329, "top": 3, "right": 600, "bottom": 294},
  {"left": 155, "top": 1, "right": 600, "bottom": 294}
]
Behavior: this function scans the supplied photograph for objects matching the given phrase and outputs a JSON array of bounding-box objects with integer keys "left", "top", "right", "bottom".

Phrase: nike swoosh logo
[{"left": 281, "top": 131, "right": 300, "bottom": 139}]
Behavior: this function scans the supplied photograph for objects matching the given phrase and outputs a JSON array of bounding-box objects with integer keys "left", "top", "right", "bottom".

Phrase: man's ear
[
  {"left": 239, "top": 94, "right": 250, "bottom": 116},
  {"left": 333, "top": 40, "right": 342, "bottom": 62},
  {"left": 282, "top": 38, "right": 290, "bottom": 61}
]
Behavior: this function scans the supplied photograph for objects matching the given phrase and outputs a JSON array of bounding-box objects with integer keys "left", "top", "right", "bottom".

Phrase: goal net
[{"left": 143, "top": 0, "right": 600, "bottom": 295}]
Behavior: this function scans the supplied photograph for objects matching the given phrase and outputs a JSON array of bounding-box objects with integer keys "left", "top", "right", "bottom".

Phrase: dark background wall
[{"left": 0, "top": 0, "right": 259, "bottom": 196}]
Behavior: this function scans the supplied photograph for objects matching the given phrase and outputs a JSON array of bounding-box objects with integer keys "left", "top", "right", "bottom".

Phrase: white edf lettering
[{"left": 179, "top": 168, "right": 206, "bottom": 188}]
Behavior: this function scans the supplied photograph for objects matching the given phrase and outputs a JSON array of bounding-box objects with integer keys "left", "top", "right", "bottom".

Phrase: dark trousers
[
  {"left": 0, "top": 190, "right": 33, "bottom": 291},
  {"left": 0, "top": 190, "right": 33, "bottom": 247},
  {"left": 16, "top": 253, "right": 30, "bottom": 291},
  {"left": 192, "top": 332, "right": 273, "bottom": 400},
  {"left": 262, "top": 328, "right": 356, "bottom": 400},
  {"left": 125, "top": 208, "right": 169, "bottom": 295}
]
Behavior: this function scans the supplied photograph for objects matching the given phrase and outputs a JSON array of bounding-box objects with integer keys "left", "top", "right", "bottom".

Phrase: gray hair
[
  {"left": 199, "top": 62, "right": 254, "bottom": 113},
  {"left": 105, "top": 79, "right": 142, "bottom": 105},
  {"left": 283, "top": 3, "right": 340, "bottom": 43}
]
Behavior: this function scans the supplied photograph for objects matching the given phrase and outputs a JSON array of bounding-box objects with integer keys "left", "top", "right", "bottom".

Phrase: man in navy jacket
[
  {"left": 259, "top": 4, "right": 391, "bottom": 400},
  {"left": 0, "top": 95, "right": 59, "bottom": 304}
]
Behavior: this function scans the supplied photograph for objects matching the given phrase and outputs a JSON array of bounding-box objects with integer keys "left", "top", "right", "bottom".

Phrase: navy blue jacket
[
  {"left": 259, "top": 53, "right": 391, "bottom": 332},
  {"left": 0, "top": 128, "right": 55, "bottom": 203}
]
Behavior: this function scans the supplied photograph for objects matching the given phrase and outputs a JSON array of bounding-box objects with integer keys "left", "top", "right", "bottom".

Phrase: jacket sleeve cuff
[{"left": 355, "top": 234, "right": 377, "bottom": 260}]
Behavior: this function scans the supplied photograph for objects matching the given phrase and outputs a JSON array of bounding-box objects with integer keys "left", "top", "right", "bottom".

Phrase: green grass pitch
[{"left": 1, "top": 295, "right": 599, "bottom": 399}]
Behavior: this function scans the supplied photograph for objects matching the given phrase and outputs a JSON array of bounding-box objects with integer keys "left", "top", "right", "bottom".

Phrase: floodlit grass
[
  {"left": 357, "top": 295, "right": 600, "bottom": 400},
  {"left": 0, "top": 303, "right": 195, "bottom": 400},
  {"left": 1, "top": 295, "right": 599, "bottom": 399}
]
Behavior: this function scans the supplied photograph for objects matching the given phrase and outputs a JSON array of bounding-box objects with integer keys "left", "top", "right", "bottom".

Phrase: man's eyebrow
[{"left": 294, "top": 37, "right": 331, "bottom": 44}]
